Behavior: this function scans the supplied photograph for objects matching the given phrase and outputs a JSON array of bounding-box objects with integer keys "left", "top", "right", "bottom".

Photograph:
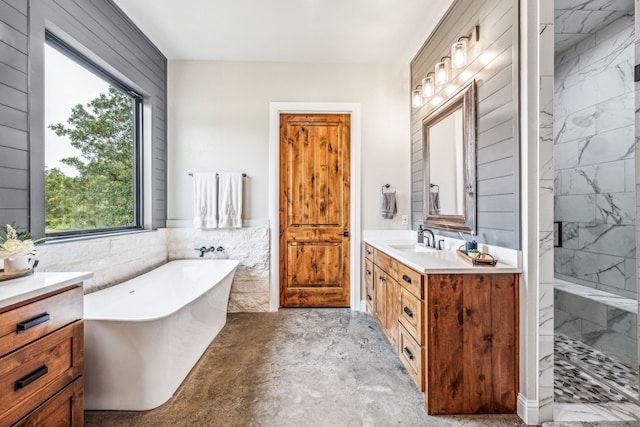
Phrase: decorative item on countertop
[
  {"left": 456, "top": 249, "right": 497, "bottom": 267},
  {"left": 0, "top": 224, "right": 44, "bottom": 280},
  {"left": 465, "top": 239, "right": 477, "bottom": 254}
]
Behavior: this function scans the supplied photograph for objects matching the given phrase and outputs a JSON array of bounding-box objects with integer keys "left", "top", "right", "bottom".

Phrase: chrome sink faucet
[{"left": 418, "top": 225, "right": 435, "bottom": 248}]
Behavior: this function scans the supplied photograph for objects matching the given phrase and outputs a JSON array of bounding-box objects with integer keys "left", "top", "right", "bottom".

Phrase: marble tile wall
[
  {"left": 555, "top": 282, "right": 637, "bottom": 368},
  {"left": 540, "top": 2, "right": 556, "bottom": 421},
  {"left": 554, "top": 13, "right": 637, "bottom": 300}
]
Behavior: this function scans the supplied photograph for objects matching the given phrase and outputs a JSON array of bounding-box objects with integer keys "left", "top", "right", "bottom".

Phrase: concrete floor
[{"left": 86, "top": 309, "right": 528, "bottom": 427}]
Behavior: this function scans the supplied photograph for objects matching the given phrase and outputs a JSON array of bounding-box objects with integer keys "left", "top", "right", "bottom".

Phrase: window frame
[{"left": 44, "top": 31, "right": 144, "bottom": 239}]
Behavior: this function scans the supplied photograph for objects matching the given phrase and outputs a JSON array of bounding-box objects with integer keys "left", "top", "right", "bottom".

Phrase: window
[{"left": 44, "top": 32, "right": 142, "bottom": 237}]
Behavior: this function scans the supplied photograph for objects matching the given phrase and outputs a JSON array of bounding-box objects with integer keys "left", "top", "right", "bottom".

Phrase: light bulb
[
  {"left": 435, "top": 60, "right": 449, "bottom": 85},
  {"left": 412, "top": 88, "right": 422, "bottom": 108},
  {"left": 422, "top": 76, "right": 434, "bottom": 98},
  {"left": 451, "top": 40, "right": 467, "bottom": 69}
]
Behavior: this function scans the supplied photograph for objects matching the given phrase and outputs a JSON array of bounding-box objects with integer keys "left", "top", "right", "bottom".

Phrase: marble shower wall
[{"left": 554, "top": 14, "right": 637, "bottom": 299}]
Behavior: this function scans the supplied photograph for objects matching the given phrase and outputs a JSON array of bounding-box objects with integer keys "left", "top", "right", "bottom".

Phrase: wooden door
[{"left": 279, "top": 114, "right": 351, "bottom": 307}]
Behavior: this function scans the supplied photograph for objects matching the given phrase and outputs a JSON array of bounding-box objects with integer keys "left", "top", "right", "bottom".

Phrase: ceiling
[
  {"left": 112, "top": 0, "right": 454, "bottom": 63},
  {"left": 555, "top": 0, "right": 634, "bottom": 53}
]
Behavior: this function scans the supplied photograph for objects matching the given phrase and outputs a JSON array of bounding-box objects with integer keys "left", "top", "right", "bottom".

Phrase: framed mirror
[{"left": 422, "top": 80, "right": 476, "bottom": 234}]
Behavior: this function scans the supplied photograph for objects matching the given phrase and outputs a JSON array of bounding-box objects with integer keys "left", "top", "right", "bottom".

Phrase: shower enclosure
[{"left": 553, "top": 3, "right": 638, "bottom": 405}]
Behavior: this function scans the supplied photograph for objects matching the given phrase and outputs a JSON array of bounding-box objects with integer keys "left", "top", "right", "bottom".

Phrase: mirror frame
[{"left": 422, "top": 80, "right": 476, "bottom": 234}]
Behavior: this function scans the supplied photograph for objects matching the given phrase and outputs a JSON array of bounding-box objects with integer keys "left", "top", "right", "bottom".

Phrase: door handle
[{"left": 343, "top": 230, "right": 349, "bottom": 237}]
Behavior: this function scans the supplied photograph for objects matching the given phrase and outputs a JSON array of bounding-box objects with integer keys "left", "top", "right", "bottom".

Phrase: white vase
[{"left": 4, "top": 256, "right": 34, "bottom": 274}]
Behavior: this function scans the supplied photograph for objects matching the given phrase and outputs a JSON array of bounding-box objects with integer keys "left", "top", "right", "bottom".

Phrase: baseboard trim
[{"left": 518, "top": 393, "right": 539, "bottom": 426}]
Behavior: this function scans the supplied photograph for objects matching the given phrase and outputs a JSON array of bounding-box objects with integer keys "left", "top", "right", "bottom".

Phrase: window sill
[{"left": 42, "top": 228, "right": 155, "bottom": 246}]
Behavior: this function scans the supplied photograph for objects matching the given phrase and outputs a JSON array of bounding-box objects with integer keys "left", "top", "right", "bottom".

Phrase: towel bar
[{"left": 189, "top": 173, "right": 247, "bottom": 178}]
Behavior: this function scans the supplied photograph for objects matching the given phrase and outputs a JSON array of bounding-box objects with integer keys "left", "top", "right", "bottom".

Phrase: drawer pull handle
[
  {"left": 403, "top": 347, "right": 414, "bottom": 360},
  {"left": 16, "top": 313, "right": 50, "bottom": 333},
  {"left": 402, "top": 274, "right": 412, "bottom": 284},
  {"left": 379, "top": 276, "right": 385, "bottom": 282},
  {"left": 367, "top": 250, "right": 372, "bottom": 255},
  {"left": 403, "top": 306, "right": 414, "bottom": 317},
  {"left": 367, "top": 294, "right": 372, "bottom": 301},
  {"left": 366, "top": 269, "right": 371, "bottom": 275},
  {"left": 14, "top": 365, "right": 48, "bottom": 391}
]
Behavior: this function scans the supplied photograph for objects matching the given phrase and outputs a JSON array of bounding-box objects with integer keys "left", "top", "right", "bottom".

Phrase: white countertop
[
  {"left": 364, "top": 233, "right": 522, "bottom": 274},
  {"left": 0, "top": 272, "right": 93, "bottom": 310}
]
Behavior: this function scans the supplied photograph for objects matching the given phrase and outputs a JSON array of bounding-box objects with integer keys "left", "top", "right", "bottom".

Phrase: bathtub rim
[{"left": 84, "top": 258, "right": 239, "bottom": 323}]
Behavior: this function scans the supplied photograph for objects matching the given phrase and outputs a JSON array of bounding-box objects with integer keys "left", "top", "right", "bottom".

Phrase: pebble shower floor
[{"left": 554, "top": 333, "right": 638, "bottom": 404}]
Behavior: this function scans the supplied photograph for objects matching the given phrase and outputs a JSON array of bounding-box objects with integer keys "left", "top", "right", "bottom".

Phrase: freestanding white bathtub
[{"left": 83, "top": 259, "right": 239, "bottom": 410}]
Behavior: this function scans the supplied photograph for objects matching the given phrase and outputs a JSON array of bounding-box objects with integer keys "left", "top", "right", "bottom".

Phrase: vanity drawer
[
  {"left": 364, "top": 258, "right": 374, "bottom": 312},
  {"left": 399, "top": 324, "right": 423, "bottom": 391},
  {"left": 364, "top": 244, "right": 374, "bottom": 261},
  {"left": 12, "top": 377, "right": 83, "bottom": 427},
  {"left": 0, "top": 321, "right": 83, "bottom": 426},
  {"left": 373, "top": 249, "right": 392, "bottom": 273},
  {"left": 399, "top": 287, "right": 423, "bottom": 345},
  {"left": 392, "top": 260, "right": 423, "bottom": 299},
  {"left": 0, "top": 286, "right": 83, "bottom": 357}
]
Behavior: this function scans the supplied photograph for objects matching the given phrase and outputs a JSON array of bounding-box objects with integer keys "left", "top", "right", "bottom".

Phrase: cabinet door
[
  {"left": 384, "top": 278, "right": 399, "bottom": 351},
  {"left": 364, "top": 258, "right": 374, "bottom": 313},
  {"left": 399, "top": 286, "right": 423, "bottom": 344},
  {"left": 373, "top": 266, "right": 386, "bottom": 327}
]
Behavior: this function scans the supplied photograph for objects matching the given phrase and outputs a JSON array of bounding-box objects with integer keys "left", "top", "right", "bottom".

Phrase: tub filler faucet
[{"left": 194, "top": 246, "right": 225, "bottom": 257}]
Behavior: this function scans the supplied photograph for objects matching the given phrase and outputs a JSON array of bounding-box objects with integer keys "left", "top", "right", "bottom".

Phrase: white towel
[
  {"left": 192, "top": 172, "right": 217, "bottom": 229},
  {"left": 218, "top": 172, "right": 243, "bottom": 228}
]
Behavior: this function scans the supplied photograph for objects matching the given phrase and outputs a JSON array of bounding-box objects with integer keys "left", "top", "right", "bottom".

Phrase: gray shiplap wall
[
  {"left": 410, "top": 0, "right": 520, "bottom": 249},
  {"left": 0, "top": 0, "right": 167, "bottom": 236},
  {"left": 0, "top": 0, "right": 29, "bottom": 227}
]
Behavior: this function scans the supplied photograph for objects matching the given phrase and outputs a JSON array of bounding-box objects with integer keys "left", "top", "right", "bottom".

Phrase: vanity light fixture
[
  {"left": 422, "top": 73, "right": 435, "bottom": 98},
  {"left": 451, "top": 38, "right": 468, "bottom": 69},
  {"left": 435, "top": 57, "right": 450, "bottom": 85},
  {"left": 412, "top": 85, "right": 423, "bottom": 108},
  {"left": 452, "top": 25, "right": 480, "bottom": 69}
]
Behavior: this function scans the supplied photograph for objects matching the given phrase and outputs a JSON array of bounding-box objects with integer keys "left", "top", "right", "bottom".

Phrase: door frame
[{"left": 269, "top": 102, "right": 362, "bottom": 311}]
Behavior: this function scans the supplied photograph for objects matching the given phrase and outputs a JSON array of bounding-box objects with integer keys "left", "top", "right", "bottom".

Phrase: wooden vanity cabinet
[
  {"left": 425, "top": 273, "right": 518, "bottom": 415},
  {"left": 363, "top": 244, "right": 519, "bottom": 415},
  {"left": 0, "top": 285, "right": 84, "bottom": 426},
  {"left": 366, "top": 247, "right": 424, "bottom": 389}
]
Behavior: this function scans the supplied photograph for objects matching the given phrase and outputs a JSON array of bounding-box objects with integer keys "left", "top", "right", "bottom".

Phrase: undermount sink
[{"left": 387, "top": 244, "right": 438, "bottom": 253}]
